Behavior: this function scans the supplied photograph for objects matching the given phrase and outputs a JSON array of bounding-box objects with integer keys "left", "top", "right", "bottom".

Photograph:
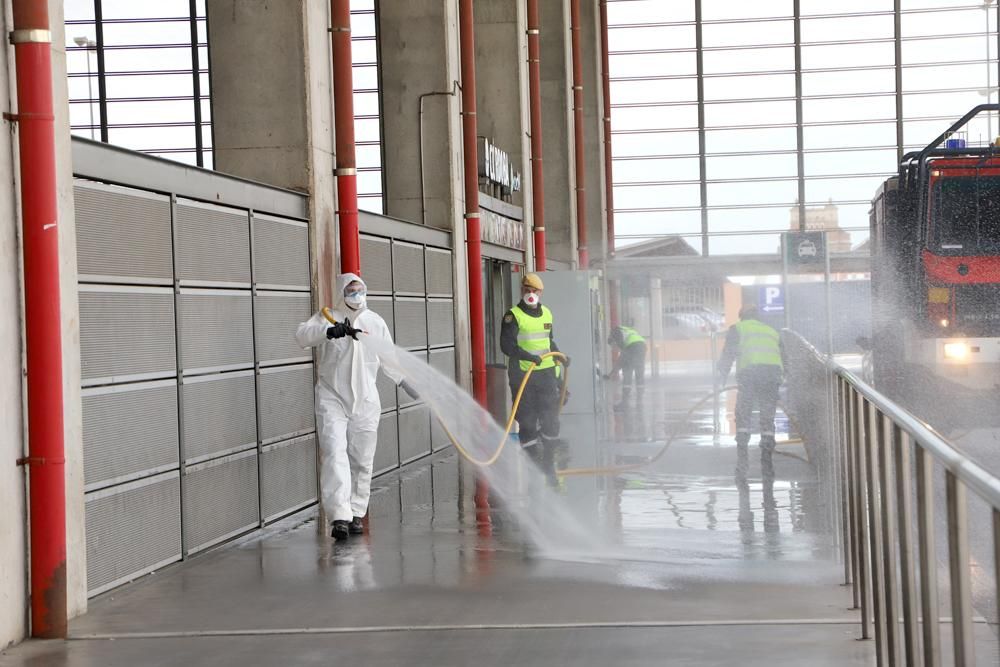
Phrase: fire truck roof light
[{"left": 944, "top": 342, "right": 969, "bottom": 361}]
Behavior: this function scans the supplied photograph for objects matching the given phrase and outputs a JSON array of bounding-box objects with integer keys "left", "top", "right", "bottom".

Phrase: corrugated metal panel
[
  {"left": 425, "top": 247, "right": 453, "bottom": 297},
  {"left": 376, "top": 368, "right": 398, "bottom": 412},
  {"left": 261, "top": 435, "right": 317, "bottom": 521},
  {"left": 426, "top": 299, "right": 455, "bottom": 347},
  {"left": 80, "top": 287, "right": 176, "bottom": 383},
  {"left": 392, "top": 241, "right": 425, "bottom": 295},
  {"left": 428, "top": 347, "right": 456, "bottom": 452},
  {"left": 85, "top": 473, "right": 182, "bottom": 595},
  {"left": 258, "top": 365, "right": 315, "bottom": 443},
  {"left": 178, "top": 290, "right": 253, "bottom": 372},
  {"left": 175, "top": 200, "right": 251, "bottom": 285},
  {"left": 360, "top": 235, "right": 392, "bottom": 294},
  {"left": 182, "top": 372, "right": 257, "bottom": 463},
  {"left": 367, "top": 295, "right": 394, "bottom": 336},
  {"left": 374, "top": 411, "right": 398, "bottom": 475},
  {"left": 83, "top": 381, "right": 179, "bottom": 489},
  {"left": 252, "top": 214, "right": 310, "bottom": 289},
  {"left": 393, "top": 297, "right": 427, "bottom": 350},
  {"left": 254, "top": 292, "right": 313, "bottom": 365},
  {"left": 75, "top": 183, "right": 173, "bottom": 283},
  {"left": 183, "top": 451, "right": 260, "bottom": 553},
  {"left": 398, "top": 405, "right": 431, "bottom": 464}
]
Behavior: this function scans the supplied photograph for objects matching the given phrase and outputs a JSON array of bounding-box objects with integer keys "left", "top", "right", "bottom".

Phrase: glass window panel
[
  {"left": 69, "top": 102, "right": 100, "bottom": 137},
  {"left": 108, "top": 125, "right": 196, "bottom": 151},
  {"left": 612, "top": 131, "right": 700, "bottom": 159},
  {"left": 351, "top": 11, "right": 377, "bottom": 38},
  {"left": 708, "top": 232, "right": 782, "bottom": 255},
  {"left": 66, "top": 48, "right": 99, "bottom": 77},
  {"left": 702, "top": 0, "right": 792, "bottom": 21},
  {"left": 105, "top": 73, "right": 194, "bottom": 98},
  {"left": 355, "top": 118, "right": 381, "bottom": 143},
  {"left": 195, "top": 0, "right": 206, "bottom": 14},
  {"left": 801, "top": 0, "right": 892, "bottom": 14},
  {"left": 613, "top": 210, "right": 703, "bottom": 237},
  {"left": 610, "top": 78, "right": 697, "bottom": 105},
  {"left": 353, "top": 91, "right": 380, "bottom": 116},
  {"left": 353, "top": 64, "right": 379, "bottom": 89},
  {"left": 804, "top": 203, "right": 871, "bottom": 237},
  {"left": 901, "top": 35, "right": 986, "bottom": 64},
  {"left": 612, "top": 105, "right": 698, "bottom": 133},
  {"left": 357, "top": 145, "right": 383, "bottom": 169},
  {"left": 615, "top": 183, "right": 701, "bottom": 209},
  {"left": 801, "top": 41, "right": 895, "bottom": 69},
  {"left": 705, "top": 127, "right": 797, "bottom": 154},
  {"left": 106, "top": 99, "right": 195, "bottom": 126},
  {"left": 352, "top": 39, "right": 377, "bottom": 63},
  {"left": 903, "top": 89, "right": 988, "bottom": 120},
  {"left": 200, "top": 124, "right": 212, "bottom": 148},
  {"left": 201, "top": 151, "right": 214, "bottom": 169},
  {"left": 708, "top": 180, "right": 798, "bottom": 207},
  {"left": 610, "top": 52, "right": 697, "bottom": 77},
  {"left": 613, "top": 157, "right": 701, "bottom": 182},
  {"left": 357, "top": 171, "right": 383, "bottom": 195},
  {"left": 706, "top": 153, "right": 797, "bottom": 180},
  {"left": 901, "top": 7, "right": 991, "bottom": 38},
  {"left": 704, "top": 99, "right": 796, "bottom": 127},
  {"left": 608, "top": 25, "right": 695, "bottom": 52},
  {"left": 607, "top": 0, "right": 694, "bottom": 25},
  {"left": 65, "top": 26, "right": 97, "bottom": 52},
  {"left": 199, "top": 72, "right": 210, "bottom": 94},
  {"left": 703, "top": 20, "right": 792, "bottom": 49},
  {"left": 352, "top": 0, "right": 376, "bottom": 11},
  {"left": 101, "top": 21, "right": 192, "bottom": 46},
  {"left": 803, "top": 121, "right": 897, "bottom": 150},
  {"left": 709, "top": 209, "right": 790, "bottom": 233},
  {"left": 197, "top": 19, "right": 207, "bottom": 43},
  {"left": 67, "top": 75, "right": 100, "bottom": 102},
  {"left": 801, "top": 14, "right": 894, "bottom": 44},
  {"left": 100, "top": 0, "right": 188, "bottom": 20},
  {"left": 704, "top": 73, "right": 794, "bottom": 101},
  {"left": 805, "top": 174, "right": 894, "bottom": 204},
  {"left": 702, "top": 46, "right": 794, "bottom": 75},
  {"left": 903, "top": 62, "right": 992, "bottom": 92},
  {"left": 803, "top": 94, "right": 896, "bottom": 124},
  {"left": 802, "top": 68, "right": 895, "bottom": 97},
  {"left": 358, "top": 195, "right": 383, "bottom": 215},
  {"left": 104, "top": 47, "right": 193, "bottom": 72},
  {"left": 903, "top": 115, "right": 996, "bottom": 147},
  {"left": 65, "top": 0, "right": 96, "bottom": 21},
  {"left": 804, "top": 148, "right": 898, "bottom": 176}
]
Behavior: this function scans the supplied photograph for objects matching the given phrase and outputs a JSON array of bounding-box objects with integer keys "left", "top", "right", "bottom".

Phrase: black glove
[
  {"left": 400, "top": 380, "right": 419, "bottom": 400},
  {"left": 560, "top": 355, "right": 571, "bottom": 368},
  {"left": 602, "top": 373, "right": 611, "bottom": 380},
  {"left": 526, "top": 354, "right": 544, "bottom": 367},
  {"left": 326, "top": 318, "right": 361, "bottom": 340}
]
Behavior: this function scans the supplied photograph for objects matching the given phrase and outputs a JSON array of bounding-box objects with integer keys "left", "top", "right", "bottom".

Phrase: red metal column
[
  {"left": 526, "top": 0, "right": 546, "bottom": 271},
  {"left": 332, "top": 0, "right": 360, "bottom": 275},
  {"left": 12, "top": 0, "right": 67, "bottom": 638},
  {"left": 570, "top": 0, "right": 588, "bottom": 268}
]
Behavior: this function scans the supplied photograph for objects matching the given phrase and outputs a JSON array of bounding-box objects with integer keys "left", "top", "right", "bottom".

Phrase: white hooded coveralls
[{"left": 295, "top": 273, "right": 403, "bottom": 522}]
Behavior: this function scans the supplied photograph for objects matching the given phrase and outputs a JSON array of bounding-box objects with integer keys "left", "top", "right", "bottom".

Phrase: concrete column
[
  {"left": 539, "top": 0, "right": 576, "bottom": 267},
  {"left": 378, "top": 0, "right": 471, "bottom": 389},
  {"left": 580, "top": 0, "right": 607, "bottom": 268},
  {"left": 207, "top": 0, "right": 339, "bottom": 305}
]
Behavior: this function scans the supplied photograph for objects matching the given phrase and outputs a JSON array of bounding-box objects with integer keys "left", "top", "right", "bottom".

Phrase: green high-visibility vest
[
  {"left": 621, "top": 326, "right": 645, "bottom": 347},
  {"left": 734, "top": 319, "right": 783, "bottom": 371},
  {"left": 511, "top": 305, "right": 556, "bottom": 372}
]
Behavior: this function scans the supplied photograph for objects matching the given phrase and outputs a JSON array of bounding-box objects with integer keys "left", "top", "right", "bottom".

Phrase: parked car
[{"left": 662, "top": 307, "right": 724, "bottom": 339}]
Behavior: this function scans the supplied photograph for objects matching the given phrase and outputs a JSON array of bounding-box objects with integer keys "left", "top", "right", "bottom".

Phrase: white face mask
[
  {"left": 345, "top": 291, "right": 366, "bottom": 310},
  {"left": 524, "top": 292, "right": 540, "bottom": 307}
]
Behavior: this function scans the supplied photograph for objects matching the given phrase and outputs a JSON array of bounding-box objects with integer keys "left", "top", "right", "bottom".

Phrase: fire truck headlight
[{"left": 943, "top": 342, "right": 970, "bottom": 361}]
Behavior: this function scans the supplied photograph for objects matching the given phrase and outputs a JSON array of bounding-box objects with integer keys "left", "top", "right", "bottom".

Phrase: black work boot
[
  {"left": 735, "top": 434, "right": 751, "bottom": 478},
  {"left": 349, "top": 517, "right": 365, "bottom": 535},
  {"left": 759, "top": 436, "right": 776, "bottom": 453},
  {"left": 331, "top": 520, "right": 350, "bottom": 540}
]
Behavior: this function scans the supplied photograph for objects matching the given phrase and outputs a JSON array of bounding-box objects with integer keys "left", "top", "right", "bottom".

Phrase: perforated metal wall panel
[
  {"left": 83, "top": 381, "right": 179, "bottom": 489},
  {"left": 367, "top": 296, "right": 394, "bottom": 336},
  {"left": 360, "top": 235, "right": 392, "bottom": 293},
  {"left": 428, "top": 347, "right": 457, "bottom": 381},
  {"left": 175, "top": 200, "right": 251, "bottom": 285},
  {"left": 425, "top": 247, "right": 453, "bottom": 297},
  {"left": 393, "top": 298, "right": 427, "bottom": 350},
  {"left": 376, "top": 368, "right": 397, "bottom": 412},
  {"left": 181, "top": 372, "right": 257, "bottom": 463},
  {"left": 183, "top": 451, "right": 260, "bottom": 553},
  {"left": 261, "top": 435, "right": 317, "bottom": 521},
  {"left": 75, "top": 183, "right": 173, "bottom": 283},
  {"left": 178, "top": 290, "right": 253, "bottom": 372},
  {"left": 258, "top": 364, "right": 315, "bottom": 443},
  {"left": 85, "top": 474, "right": 182, "bottom": 595},
  {"left": 431, "top": 410, "right": 449, "bottom": 452},
  {"left": 80, "top": 287, "right": 176, "bottom": 383},
  {"left": 252, "top": 215, "right": 310, "bottom": 288},
  {"left": 392, "top": 241, "right": 425, "bottom": 295},
  {"left": 374, "top": 412, "right": 398, "bottom": 475},
  {"left": 254, "top": 292, "right": 313, "bottom": 365},
  {"left": 426, "top": 299, "right": 455, "bottom": 347},
  {"left": 398, "top": 405, "right": 432, "bottom": 464}
]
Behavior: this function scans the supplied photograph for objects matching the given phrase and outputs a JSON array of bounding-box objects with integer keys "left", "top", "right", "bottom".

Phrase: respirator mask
[
  {"left": 344, "top": 289, "right": 367, "bottom": 310},
  {"left": 524, "top": 292, "right": 540, "bottom": 307}
]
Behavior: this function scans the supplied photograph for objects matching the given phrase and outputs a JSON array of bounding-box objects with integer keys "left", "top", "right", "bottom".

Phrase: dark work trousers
[
  {"left": 734, "top": 364, "right": 782, "bottom": 445},
  {"left": 621, "top": 342, "right": 647, "bottom": 397},
  {"left": 510, "top": 366, "right": 561, "bottom": 447}
]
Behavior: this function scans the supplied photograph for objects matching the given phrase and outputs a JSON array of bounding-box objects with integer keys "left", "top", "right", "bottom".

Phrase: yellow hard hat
[{"left": 522, "top": 272, "right": 544, "bottom": 290}]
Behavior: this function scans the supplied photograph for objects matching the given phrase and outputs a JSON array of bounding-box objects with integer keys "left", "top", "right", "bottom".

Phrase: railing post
[
  {"left": 877, "top": 413, "right": 901, "bottom": 665},
  {"left": 945, "top": 472, "right": 974, "bottom": 667},
  {"left": 839, "top": 377, "right": 853, "bottom": 588},
  {"left": 916, "top": 447, "right": 941, "bottom": 667},
  {"left": 893, "top": 427, "right": 921, "bottom": 665},
  {"left": 863, "top": 400, "right": 888, "bottom": 664},
  {"left": 855, "top": 391, "right": 872, "bottom": 639}
]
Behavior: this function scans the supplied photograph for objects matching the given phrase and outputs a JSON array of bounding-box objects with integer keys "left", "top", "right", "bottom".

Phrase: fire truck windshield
[{"left": 931, "top": 175, "right": 1000, "bottom": 255}]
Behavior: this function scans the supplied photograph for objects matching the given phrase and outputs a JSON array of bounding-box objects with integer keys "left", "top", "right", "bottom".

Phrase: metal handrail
[{"left": 784, "top": 330, "right": 1000, "bottom": 666}]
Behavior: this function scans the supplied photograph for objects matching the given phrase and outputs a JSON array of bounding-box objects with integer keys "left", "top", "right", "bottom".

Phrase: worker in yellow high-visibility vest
[
  {"left": 500, "top": 272, "right": 570, "bottom": 484},
  {"left": 717, "top": 304, "right": 785, "bottom": 475},
  {"left": 605, "top": 324, "right": 647, "bottom": 411}
]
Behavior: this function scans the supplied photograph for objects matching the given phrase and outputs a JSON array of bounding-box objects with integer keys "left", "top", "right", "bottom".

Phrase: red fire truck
[{"left": 869, "top": 105, "right": 1000, "bottom": 426}]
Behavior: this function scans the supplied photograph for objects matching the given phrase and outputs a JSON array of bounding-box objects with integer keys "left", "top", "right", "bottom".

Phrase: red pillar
[
  {"left": 332, "top": 0, "right": 360, "bottom": 275},
  {"left": 570, "top": 0, "right": 588, "bottom": 268}
]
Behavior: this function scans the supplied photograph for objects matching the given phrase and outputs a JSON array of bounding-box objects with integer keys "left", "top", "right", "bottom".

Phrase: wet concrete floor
[{"left": 3, "top": 373, "right": 881, "bottom": 666}]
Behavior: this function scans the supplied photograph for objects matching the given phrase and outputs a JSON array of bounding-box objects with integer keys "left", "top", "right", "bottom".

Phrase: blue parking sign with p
[{"left": 759, "top": 286, "right": 784, "bottom": 313}]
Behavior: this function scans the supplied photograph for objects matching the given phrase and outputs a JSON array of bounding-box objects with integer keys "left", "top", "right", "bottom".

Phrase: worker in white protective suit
[{"left": 296, "top": 273, "right": 417, "bottom": 540}]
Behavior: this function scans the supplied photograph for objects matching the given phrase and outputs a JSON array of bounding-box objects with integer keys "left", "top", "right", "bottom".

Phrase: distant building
[{"left": 789, "top": 200, "right": 852, "bottom": 253}]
